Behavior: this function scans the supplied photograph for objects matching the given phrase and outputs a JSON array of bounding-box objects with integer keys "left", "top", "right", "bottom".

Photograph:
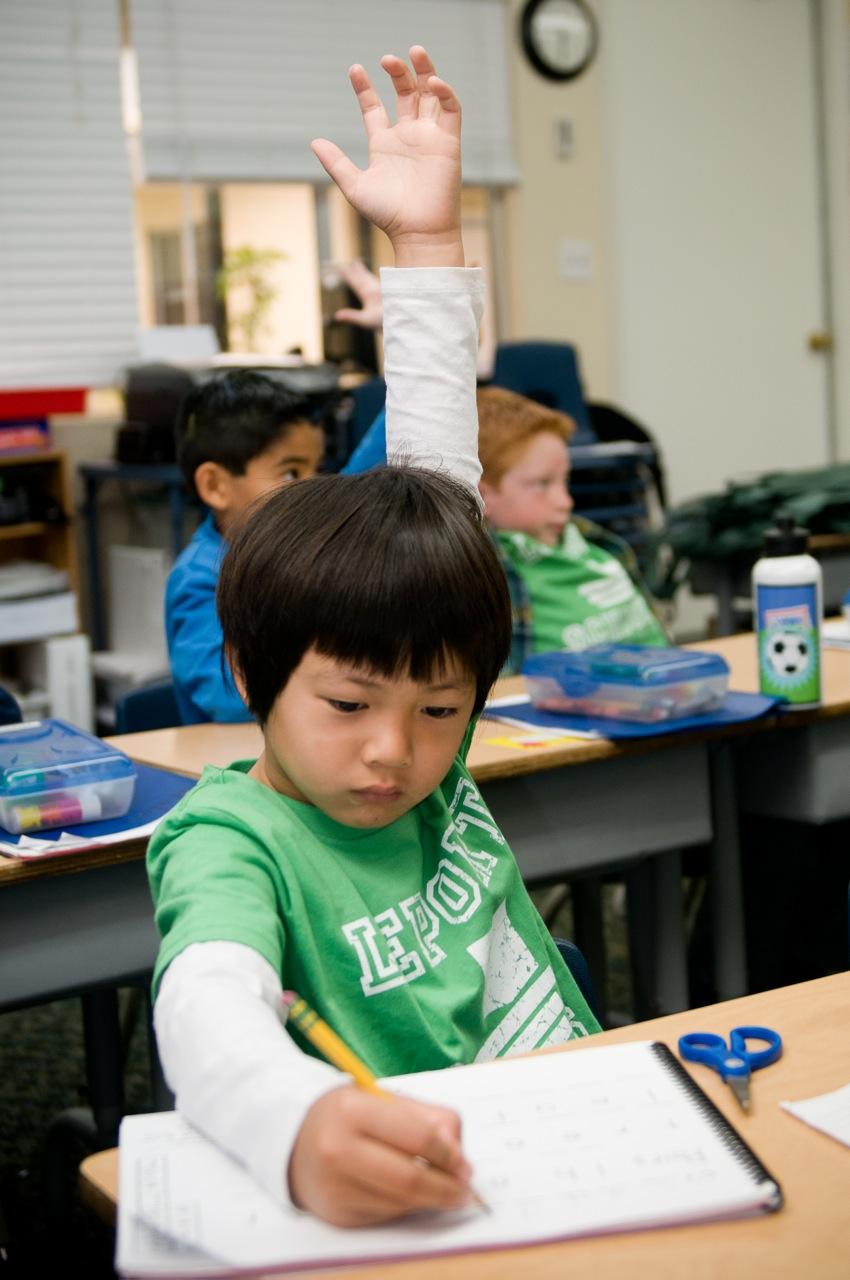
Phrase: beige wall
[
  {"left": 134, "top": 185, "right": 208, "bottom": 328},
  {"left": 503, "top": 0, "right": 611, "bottom": 398},
  {"left": 219, "top": 184, "right": 323, "bottom": 361}
]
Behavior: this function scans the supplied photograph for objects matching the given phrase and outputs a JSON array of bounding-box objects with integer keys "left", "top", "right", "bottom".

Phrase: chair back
[
  {"left": 346, "top": 376, "right": 387, "bottom": 452},
  {"left": 554, "top": 937, "right": 601, "bottom": 1024},
  {"left": 0, "top": 685, "right": 22, "bottom": 727},
  {"left": 492, "top": 342, "right": 596, "bottom": 444},
  {"left": 114, "top": 681, "right": 181, "bottom": 735}
]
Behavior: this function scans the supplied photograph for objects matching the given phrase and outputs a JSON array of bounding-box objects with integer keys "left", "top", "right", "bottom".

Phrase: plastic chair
[
  {"left": 0, "top": 684, "right": 22, "bottom": 727},
  {"left": 114, "top": 680, "right": 180, "bottom": 734},
  {"left": 491, "top": 341, "right": 596, "bottom": 444},
  {"left": 554, "top": 937, "right": 601, "bottom": 1024},
  {"left": 345, "top": 376, "right": 387, "bottom": 452}
]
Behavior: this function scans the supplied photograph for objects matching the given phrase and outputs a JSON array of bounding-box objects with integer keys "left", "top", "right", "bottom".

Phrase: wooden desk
[
  {"left": 104, "top": 639, "right": 850, "bottom": 1013},
  {"left": 0, "top": 837, "right": 156, "bottom": 1010},
  {"left": 5, "top": 639, "right": 849, "bottom": 1017},
  {"left": 80, "top": 972, "right": 850, "bottom": 1279},
  {"left": 109, "top": 680, "right": 715, "bottom": 1016},
  {"left": 693, "top": 633, "right": 850, "bottom": 824}
]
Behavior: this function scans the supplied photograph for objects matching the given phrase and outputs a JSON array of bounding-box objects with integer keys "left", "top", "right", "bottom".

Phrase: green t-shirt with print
[
  {"left": 495, "top": 522, "right": 667, "bottom": 653},
  {"left": 147, "top": 741, "right": 600, "bottom": 1078}
]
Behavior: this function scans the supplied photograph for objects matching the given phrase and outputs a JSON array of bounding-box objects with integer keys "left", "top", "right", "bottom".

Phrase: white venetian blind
[
  {"left": 131, "top": 0, "right": 517, "bottom": 185},
  {"left": 0, "top": 0, "right": 139, "bottom": 390}
]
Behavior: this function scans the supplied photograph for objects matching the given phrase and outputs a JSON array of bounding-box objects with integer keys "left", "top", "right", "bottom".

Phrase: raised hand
[
  {"left": 333, "top": 260, "right": 383, "bottom": 331},
  {"left": 311, "top": 47, "right": 463, "bottom": 268}
]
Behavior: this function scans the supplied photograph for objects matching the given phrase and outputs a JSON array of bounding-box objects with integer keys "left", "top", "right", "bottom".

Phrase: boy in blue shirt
[
  {"left": 149, "top": 46, "right": 599, "bottom": 1231},
  {"left": 166, "top": 373, "right": 324, "bottom": 723},
  {"left": 167, "top": 369, "right": 390, "bottom": 724}
]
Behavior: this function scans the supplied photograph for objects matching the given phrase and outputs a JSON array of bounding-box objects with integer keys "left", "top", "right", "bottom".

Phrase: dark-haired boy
[
  {"left": 167, "top": 373, "right": 324, "bottom": 723},
  {"left": 148, "top": 47, "right": 599, "bottom": 1231}
]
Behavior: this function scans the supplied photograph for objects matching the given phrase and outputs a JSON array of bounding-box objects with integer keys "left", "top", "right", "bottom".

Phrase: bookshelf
[
  {"left": 0, "top": 449, "right": 79, "bottom": 593},
  {"left": 0, "top": 449, "right": 91, "bottom": 727}
]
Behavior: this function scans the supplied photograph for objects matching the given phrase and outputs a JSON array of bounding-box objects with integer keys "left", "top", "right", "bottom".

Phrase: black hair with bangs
[{"left": 217, "top": 466, "right": 511, "bottom": 723}]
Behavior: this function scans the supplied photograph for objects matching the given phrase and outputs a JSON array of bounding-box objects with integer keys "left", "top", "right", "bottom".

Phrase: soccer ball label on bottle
[{"left": 756, "top": 583, "right": 820, "bottom": 704}]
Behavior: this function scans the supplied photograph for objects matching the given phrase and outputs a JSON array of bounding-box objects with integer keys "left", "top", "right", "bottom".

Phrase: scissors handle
[
  {"left": 729, "top": 1025, "right": 783, "bottom": 1070},
  {"left": 678, "top": 1032, "right": 749, "bottom": 1079}
]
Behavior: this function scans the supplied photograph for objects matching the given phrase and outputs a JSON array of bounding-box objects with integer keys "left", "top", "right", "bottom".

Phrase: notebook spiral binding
[{"left": 650, "top": 1041, "right": 783, "bottom": 1208}]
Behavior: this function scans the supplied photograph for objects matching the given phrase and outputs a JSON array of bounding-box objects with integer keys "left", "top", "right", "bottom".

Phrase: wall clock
[{"left": 520, "top": 0, "right": 598, "bottom": 83}]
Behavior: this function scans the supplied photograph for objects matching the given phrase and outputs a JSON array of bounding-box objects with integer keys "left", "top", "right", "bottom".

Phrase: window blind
[
  {"left": 0, "top": 0, "right": 139, "bottom": 390},
  {"left": 131, "top": 0, "right": 517, "bottom": 186}
]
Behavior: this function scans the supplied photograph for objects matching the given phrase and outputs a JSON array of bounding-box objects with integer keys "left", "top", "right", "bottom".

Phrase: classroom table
[
  {"left": 106, "top": 688, "right": 715, "bottom": 1017},
  {"left": 693, "top": 630, "right": 850, "bottom": 825},
  {"left": 78, "top": 971, "right": 850, "bottom": 1280},
  {"left": 113, "top": 639, "right": 850, "bottom": 1014},
  {"left": 3, "top": 639, "right": 849, "bottom": 1022},
  {"left": 0, "top": 837, "right": 154, "bottom": 1011}
]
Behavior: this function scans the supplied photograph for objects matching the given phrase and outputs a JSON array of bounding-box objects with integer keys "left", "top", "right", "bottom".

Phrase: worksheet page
[{"left": 117, "top": 1040, "right": 780, "bottom": 1276}]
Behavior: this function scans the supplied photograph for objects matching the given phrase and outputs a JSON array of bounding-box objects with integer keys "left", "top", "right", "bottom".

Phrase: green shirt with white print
[
  {"left": 495, "top": 521, "right": 667, "bottom": 655},
  {"left": 147, "top": 722, "right": 600, "bottom": 1076}
]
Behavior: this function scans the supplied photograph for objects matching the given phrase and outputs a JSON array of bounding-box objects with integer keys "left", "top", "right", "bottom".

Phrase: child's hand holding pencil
[{"left": 284, "top": 991, "right": 484, "bottom": 1228}]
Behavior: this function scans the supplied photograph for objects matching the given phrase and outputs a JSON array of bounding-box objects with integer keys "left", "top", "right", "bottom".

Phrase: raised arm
[{"left": 312, "top": 48, "right": 482, "bottom": 497}]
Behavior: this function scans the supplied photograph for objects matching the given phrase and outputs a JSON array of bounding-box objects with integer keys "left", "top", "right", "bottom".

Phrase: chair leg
[
  {"left": 42, "top": 990, "right": 125, "bottom": 1229},
  {"left": 539, "top": 882, "right": 572, "bottom": 929},
  {"left": 626, "top": 851, "right": 688, "bottom": 1019}
]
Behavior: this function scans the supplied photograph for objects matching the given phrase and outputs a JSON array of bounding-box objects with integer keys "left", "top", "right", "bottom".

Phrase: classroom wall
[
  {"left": 502, "top": 0, "right": 850, "bottom": 507},
  {"left": 502, "top": 0, "right": 612, "bottom": 400},
  {"left": 134, "top": 185, "right": 208, "bottom": 328},
  {"left": 219, "top": 184, "right": 323, "bottom": 361}
]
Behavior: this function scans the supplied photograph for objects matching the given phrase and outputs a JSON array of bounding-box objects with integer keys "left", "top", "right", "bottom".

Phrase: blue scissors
[{"left": 678, "top": 1025, "right": 782, "bottom": 1112}]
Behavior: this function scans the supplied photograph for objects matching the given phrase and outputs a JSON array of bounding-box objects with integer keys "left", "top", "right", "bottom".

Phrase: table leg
[
  {"left": 626, "top": 851, "right": 688, "bottom": 1019},
  {"left": 81, "top": 989, "right": 125, "bottom": 1145},
  {"left": 708, "top": 742, "right": 748, "bottom": 999},
  {"left": 571, "top": 877, "right": 608, "bottom": 1025}
]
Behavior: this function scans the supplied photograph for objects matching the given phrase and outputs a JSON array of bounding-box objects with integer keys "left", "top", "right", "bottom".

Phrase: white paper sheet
[
  {"left": 117, "top": 1041, "right": 780, "bottom": 1277},
  {"left": 484, "top": 695, "right": 600, "bottom": 740},
  {"left": 821, "top": 618, "right": 850, "bottom": 651},
  {"left": 781, "top": 1081, "right": 850, "bottom": 1149}
]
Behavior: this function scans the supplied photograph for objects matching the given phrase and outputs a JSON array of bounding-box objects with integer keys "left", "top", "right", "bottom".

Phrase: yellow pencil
[
  {"left": 283, "top": 991, "right": 387, "bottom": 1096},
  {"left": 281, "top": 990, "right": 489, "bottom": 1212}
]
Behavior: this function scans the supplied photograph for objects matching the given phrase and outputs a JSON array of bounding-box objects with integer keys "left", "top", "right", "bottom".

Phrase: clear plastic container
[
  {"left": 522, "top": 645, "right": 730, "bottom": 724},
  {"left": 0, "top": 718, "right": 136, "bottom": 835}
]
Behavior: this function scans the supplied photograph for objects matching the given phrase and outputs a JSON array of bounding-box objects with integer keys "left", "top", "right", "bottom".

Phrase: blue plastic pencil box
[
  {"left": 522, "top": 645, "right": 730, "bottom": 723},
  {"left": 0, "top": 718, "right": 136, "bottom": 835}
]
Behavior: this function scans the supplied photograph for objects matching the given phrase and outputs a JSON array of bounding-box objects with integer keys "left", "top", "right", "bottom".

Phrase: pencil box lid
[
  {"left": 522, "top": 645, "right": 729, "bottom": 694},
  {"left": 0, "top": 718, "right": 136, "bottom": 797}
]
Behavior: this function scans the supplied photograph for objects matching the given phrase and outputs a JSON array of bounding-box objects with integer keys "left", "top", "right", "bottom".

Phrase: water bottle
[{"left": 752, "top": 515, "right": 822, "bottom": 706}]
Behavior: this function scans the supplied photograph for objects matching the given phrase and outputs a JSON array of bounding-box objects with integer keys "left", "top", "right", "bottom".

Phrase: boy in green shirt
[
  {"left": 477, "top": 386, "right": 667, "bottom": 672},
  {"left": 148, "top": 47, "right": 598, "bottom": 1233}
]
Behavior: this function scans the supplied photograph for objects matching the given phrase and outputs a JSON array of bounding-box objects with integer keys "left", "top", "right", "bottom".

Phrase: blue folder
[
  {"left": 483, "top": 690, "right": 781, "bottom": 740},
  {"left": 0, "top": 762, "right": 195, "bottom": 850}
]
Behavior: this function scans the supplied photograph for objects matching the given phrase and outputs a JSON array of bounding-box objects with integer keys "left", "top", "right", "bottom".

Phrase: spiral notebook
[{"left": 116, "top": 1039, "right": 782, "bottom": 1277}]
